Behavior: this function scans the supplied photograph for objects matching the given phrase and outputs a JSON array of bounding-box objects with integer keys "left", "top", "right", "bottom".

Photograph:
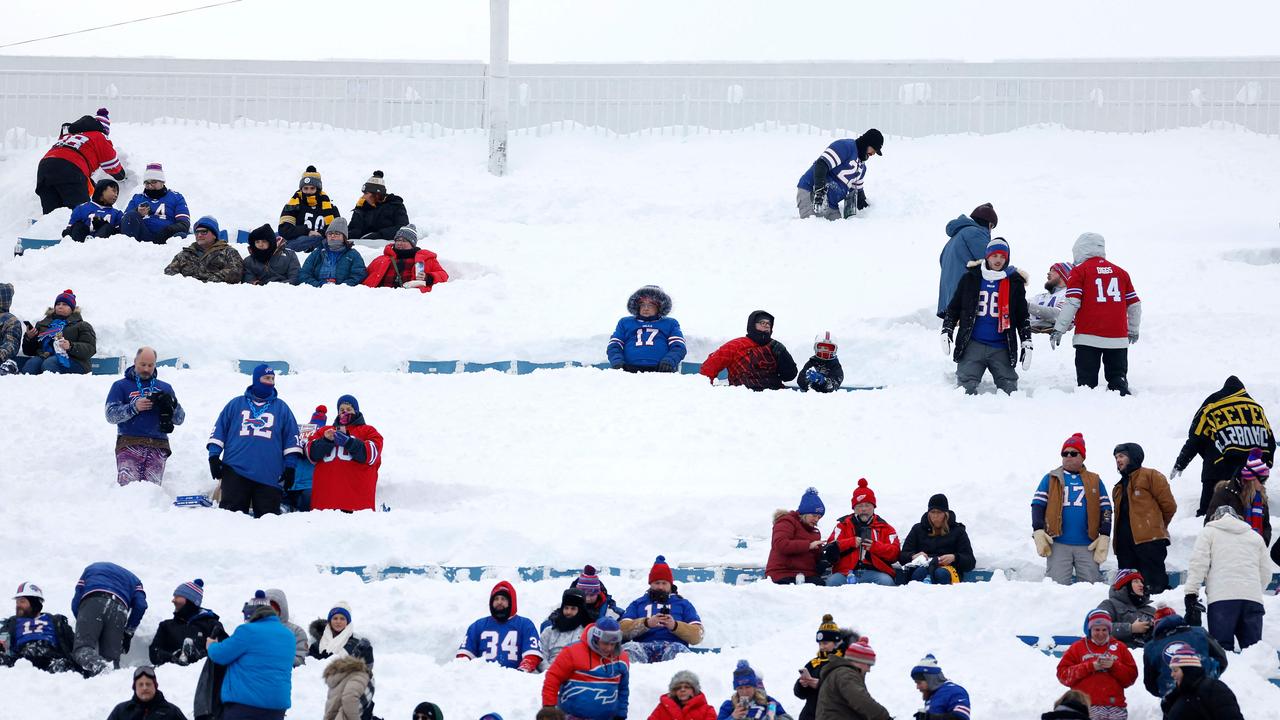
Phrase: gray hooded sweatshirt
[
  {"left": 266, "top": 588, "right": 308, "bottom": 666},
  {"left": 1052, "top": 232, "right": 1142, "bottom": 348}
]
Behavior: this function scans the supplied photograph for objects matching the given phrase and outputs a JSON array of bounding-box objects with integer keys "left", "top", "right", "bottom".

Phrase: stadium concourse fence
[{"left": 0, "top": 56, "right": 1278, "bottom": 155}]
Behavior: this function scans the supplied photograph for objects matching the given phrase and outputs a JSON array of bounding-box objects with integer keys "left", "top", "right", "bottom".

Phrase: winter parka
[
  {"left": 766, "top": 510, "right": 822, "bottom": 581},
  {"left": 649, "top": 692, "right": 716, "bottom": 720},
  {"left": 794, "top": 649, "right": 845, "bottom": 720},
  {"left": 815, "top": 655, "right": 890, "bottom": 720},
  {"left": 164, "top": 240, "right": 243, "bottom": 284},
  {"left": 936, "top": 214, "right": 991, "bottom": 317},
  {"left": 323, "top": 656, "right": 374, "bottom": 720},
  {"left": 264, "top": 588, "right": 308, "bottom": 667},
  {"left": 242, "top": 246, "right": 301, "bottom": 285},
  {"left": 206, "top": 608, "right": 295, "bottom": 711},
  {"left": 149, "top": 606, "right": 227, "bottom": 666},
  {"left": 1096, "top": 585, "right": 1155, "bottom": 648},
  {"left": 942, "top": 262, "right": 1031, "bottom": 367},
  {"left": 1184, "top": 513, "right": 1271, "bottom": 605},
  {"left": 1158, "top": 668, "right": 1244, "bottom": 720},
  {"left": 542, "top": 625, "right": 630, "bottom": 720},
  {"left": 700, "top": 311, "right": 798, "bottom": 391},
  {"left": 898, "top": 510, "right": 977, "bottom": 576},
  {"left": 22, "top": 308, "right": 96, "bottom": 373},
  {"left": 105, "top": 690, "right": 189, "bottom": 720},
  {"left": 0, "top": 284, "right": 19, "bottom": 365},
  {"left": 825, "top": 513, "right": 900, "bottom": 577},
  {"left": 1056, "top": 636, "right": 1138, "bottom": 710},
  {"left": 299, "top": 245, "right": 367, "bottom": 287},
  {"left": 362, "top": 244, "right": 448, "bottom": 292},
  {"left": 1143, "top": 616, "right": 1229, "bottom": 698},
  {"left": 347, "top": 194, "right": 409, "bottom": 241}
]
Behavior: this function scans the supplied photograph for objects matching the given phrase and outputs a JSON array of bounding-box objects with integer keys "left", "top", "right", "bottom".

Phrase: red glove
[{"left": 518, "top": 654, "right": 541, "bottom": 673}]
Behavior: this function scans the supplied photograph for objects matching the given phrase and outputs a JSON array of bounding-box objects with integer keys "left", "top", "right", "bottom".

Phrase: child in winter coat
[
  {"left": 63, "top": 179, "right": 123, "bottom": 242},
  {"left": 796, "top": 332, "right": 843, "bottom": 392},
  {"left": 300, "top": 218, "right": 368, "bottom": 287},
  {"left": 539, "top": 589, "right": 590, "bottom": 671},
  {"left": 700, "top": 310, "right": 797, "bottom": 391},
  {"left": 792, "top": 615, "right": 854, "bottom": 720},
  {"left": 242, "top": 224, "right": 301, "bottom": 285},
  {"left": 717, "top": 661, "right": 792, "bottom": 720},
  {"left": 1056, "top": 610, "right": 1137, "bottom": 719},
  {"left": 323, "top": 656, "right": 373, "bottom": 720},
  {"left": 649, "top": 670, "right": 715, "bottom": 720},
  {"left": 362, "top": 224, "right": 448, "bottom": 292},
  {"left": 607, "top": 285, "right": 687, "bottom": 372},
  {"left": 766, "top": 488, "right": 825, "bottom": 584},
  {"left": 279, "top": 165, "right": 340, "bottom": 252}
]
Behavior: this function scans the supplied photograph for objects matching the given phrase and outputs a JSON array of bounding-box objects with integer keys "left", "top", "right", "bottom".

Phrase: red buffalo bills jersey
[
  {"left": 1064, "top": 257, "right": 1140, "bottom": 340},
  {"left": 307, "top": 424, "right": 383, "bottom": 511}
]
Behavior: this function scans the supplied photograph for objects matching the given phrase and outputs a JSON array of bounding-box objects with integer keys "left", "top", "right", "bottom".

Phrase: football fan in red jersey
[{"left": 1051, "top": 232, "right": 1142, "bottom": 395}]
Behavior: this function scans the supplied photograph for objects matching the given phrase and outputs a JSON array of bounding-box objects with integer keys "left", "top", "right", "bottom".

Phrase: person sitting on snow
[
  {"left": 570, "top": 566, "right": 622, "bottom": 623},
  {"left": 823, "top": 479, "right": 901, "bottom": 587},
  {"left": 607, "top": 285, "right": 687, "bottom": 372},
  {"left": 242, "top": 224, "right": 301, "bottom": 286},
  {"left": 456, "top": 581, "right": 543, "bottom": 672},
  {"left": 1096, "top": 569, "right": 1156, "bottom": 649},
  {"left": 539, "top": 589, "right": 590, "bottom": 671},
  {"left": 148, "top": 579, "right": 226, "bottom": 667},
  {"left": 163, "top": 216, "right": 243, "bottom": 284},
  {"left": 700, "top": 311, "right": 798, "bottom": 391},
  {"left": 797, "top": 332, "right": 843, "bottom": 393},
  {"left": 347, "top": 170, "right": 408, "bottom": 241},
  {"left": 717, "top": 660, "right": 793, "bottom": 720},
  {"left": 650, "top": 670, "right": 716, "bottom": 720},
  {"left": 299, "top": 218, "right": 367, "bottom": 287},
  {"left": 63, "top": 179, "right": 123, "bottom": 242},
  {"left": 898, "top": 493, "right": 976, "bottom": 586},
  {"left": 362, "top": 224, "right": 448, "bottom": 292},
  {"left": 620, "top": 556, "right": 704, "bottom": 663},
  {"left": 278, "top": 165, "right": 340, "bottom": 253},
  {"left": 0, "top": 582, "right": 77, "bottom": 674},
  {"left": 123, "top": 163, "right": 191, "bottom": 244}
]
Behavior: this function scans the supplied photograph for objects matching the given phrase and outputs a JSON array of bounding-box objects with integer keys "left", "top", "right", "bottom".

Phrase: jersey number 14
[{"left": 1094, "top": 277, "right": 1121, "bottom": 303}]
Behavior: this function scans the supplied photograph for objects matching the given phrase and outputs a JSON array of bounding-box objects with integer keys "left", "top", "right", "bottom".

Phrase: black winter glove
[
  {"left": 854, "top": 189, "right": 869, "bottom": 210},
  {"left": 281, "top": 466, "right": 296, "bottom": 491},
  {"left": 121, "top": 631, "right": 133, "bottom": 654},
  {"left": 657, "top": 359, "right": 676, "bottom": 373},
  {"left": 812, "top": 185, "right": 827, "bottom": 212},
  {"left": 208, "top": 456, "right": 224, "bottom": 480},
  {"left": 423, "top": 274, "right": 435, "bottom": 287},
  {"left": 1184, "top": 594, "right": 1205, "bottom": 627}
]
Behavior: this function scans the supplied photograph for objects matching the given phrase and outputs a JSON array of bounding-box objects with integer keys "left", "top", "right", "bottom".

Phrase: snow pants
[
  {"left": 35, "top": 157, "right": 90, "bottom": 214},
  {"left": 72, "top": 593, "right": 129, "bottom": 676},
  {"left": 1075, "top": 345, "right": 1129, "bottom": 395},
  {"left": 796, "top": 188, "right": 842, "bottom": 221},
  {"left": 220, "top": 468, "right": 282, "bottom": 517},
  {"left": 116, "top": 444, "right": 168, "bottom": 486},
  {"left": 1207, "top": 599, "right": 1264, "bottom": 651},
  {"left": 956, "top": 341, "right": 1017, "bottom": 394},
  {"left": 1046, "top": 543, "right": 1101, "bottom": 585}
]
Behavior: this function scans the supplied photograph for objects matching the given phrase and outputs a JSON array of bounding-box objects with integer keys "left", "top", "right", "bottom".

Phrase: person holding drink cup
[{"left": 362, "top": 224, "right": 448, "bottom": 293}]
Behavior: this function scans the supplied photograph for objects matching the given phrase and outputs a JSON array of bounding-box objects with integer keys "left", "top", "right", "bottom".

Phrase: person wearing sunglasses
[
  {"left": 164, "top": 216, "right": 244, "bottom": 285},
  {"left": 1032, "top": 433, "right": 1114, "bottom": 585}
]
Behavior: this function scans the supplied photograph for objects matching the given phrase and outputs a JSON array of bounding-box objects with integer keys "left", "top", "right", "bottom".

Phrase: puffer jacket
[
  {"left": 323, "top": 656, "right": 374, "bottom": 720},
  {"left": 299, "top": 245, "right": 368, "bottom": 287},
  {"left": 0, "top": 284, "right": 19, "bottom": 364},
  {"left": 1184, "top": 513, "right": 1272, "bottom": 604},
  {"left": 22, "top": 308, "right": 96, "bottom": 372},
  {"left": 766, "top": 510, "right": 822, "bottom": 581},
  {"left": 1096, "top": 585, "right": 1155, "bottom": 647},
  {"left": 362, "top": 245, "right": 448, "bottom": 293},
  {"left": 897, "top": 509, "right": 977, "bottom": 575},
  {"left": 700, "top": 311, "right": 798, "bottom": 391},
  {"left": 1111, "top": 444, "right": 1177, "bottom": 545},
  {"left": 347, "top": 194, "right": 408, "bottom": 241},
  {"left": 164, "top": 240, "right": 243, "bottom": 284},
  {"left": 825, "top": 513, "right": 900, "bottom": 576},
  {"left": 1056, "top": 636, "right": 1138, "bottom": 709},
  {"left": 649, "top": 692, "right": 716, "bottom": 720},
  {"left": 542, "top": 625, "right": 630, "bottom": 720}
]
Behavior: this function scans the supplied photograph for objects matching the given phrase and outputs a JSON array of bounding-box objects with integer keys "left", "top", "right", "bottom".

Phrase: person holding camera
[
  {"left": 620, "top": 556, "right": 704, "bottom": 663},
  {"left": 105, "top": 347, "right": 185, "bottom": 486}
]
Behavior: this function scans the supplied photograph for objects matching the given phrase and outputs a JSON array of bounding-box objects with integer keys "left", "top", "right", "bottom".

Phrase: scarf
[
  {"left": 1249, "top": 491, "right": 1266, "bottom": 536},
  {"left": 318, "top": 623, "right": 354, "bottom": 659},
  {"left": 980, "top": 266, "right": 1013, "bottom": 332}
]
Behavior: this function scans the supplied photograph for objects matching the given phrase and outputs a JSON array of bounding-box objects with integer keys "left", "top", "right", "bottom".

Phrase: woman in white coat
[{"left": 1183, "top": 505, "right": 1273, "bottom": 651}]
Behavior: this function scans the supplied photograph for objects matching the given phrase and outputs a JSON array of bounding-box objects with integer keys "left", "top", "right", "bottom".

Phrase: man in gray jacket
[{"left": 264, "top": 589, "right": 306, "bottom": 667}]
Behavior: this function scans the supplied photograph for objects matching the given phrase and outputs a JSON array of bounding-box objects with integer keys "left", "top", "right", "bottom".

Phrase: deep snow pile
[{"left": 0, "top": 124, "right": 1278, "bottom": 719}]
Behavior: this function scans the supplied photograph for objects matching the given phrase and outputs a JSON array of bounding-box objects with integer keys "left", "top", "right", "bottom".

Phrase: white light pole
[{"left": 487, "top": 0, "right": 510, "bottom": 176}]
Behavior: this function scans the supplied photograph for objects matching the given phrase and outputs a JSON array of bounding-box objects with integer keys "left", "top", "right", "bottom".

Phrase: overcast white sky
[{"left": 1, "top": 0, "right": 1276, "bottom": 63}]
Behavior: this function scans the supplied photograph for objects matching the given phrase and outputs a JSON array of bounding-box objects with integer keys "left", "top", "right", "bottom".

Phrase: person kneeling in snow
[
  {"left": 362, "top": 224, "right": 448, "bottom": 292},
  {"left": 718, "top": 660, "right": 793, "bottom": 720},
  {"left": 908, "top": 654, "right": 971, "bottom": 720},
  {"left": 306, "top": 394, "right": 383, "bottom": 513},
  {"left": 898, "top": 494, "right": 975, "bottom": 585},
  {"left": 149, "top": 579, "right": 226, "bottom": 667},
  {"left": 457, "top": 581, "right": 543, "bottom": 672},
  {"left": 650, "top": 670, "right": 716, "bottom": 720},
  {"left": 700, "top": 311, "right": 797, "bottom": 391},
  {"left": 539, "top": 589, "right": 590, "bottom": 671},
  {"left": 1056, "top": 610, "right": 1137, "bottom": 720},
  {"left": 797, "top": 332, "right": 843, "bottom": 393},
  {"left": 620, "top": 556, "right": 704, "bottom": 663},
  {"left": 542, "top": 617, "right": 630, "bottom": 720},
  {"left": 941, "top": 237, "right": 1032, "bottom": 395},
  {"left": 608, "top": 285, "right": 687, "bottom": 372},
  {"left": 796, "top": 129, "right": 883, "bottom": 220},
  {"left": 823, "top": 479, "right": 900, "bottom": 587},
  {"left": 0, "top": 581, "right": 77, "bottom": 674},
  {"left": 63, "top": 179, "right": 123, "bottom": 242},
  {"left": 163, "top": 216, "right": 243, "bottom": 284}
]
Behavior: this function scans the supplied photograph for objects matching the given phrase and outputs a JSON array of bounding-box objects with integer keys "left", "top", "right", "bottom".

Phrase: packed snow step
[
  {"left": 15, "top": 228, "right": 249, "bottom": 256},
  {"left": 324, "top": 564, "right": 999, "bottom": 585}
]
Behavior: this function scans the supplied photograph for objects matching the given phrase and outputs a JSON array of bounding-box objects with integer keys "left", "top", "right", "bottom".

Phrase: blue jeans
[
  {"left": 20, "top": 355, "right": 86, "bottom": 375},
  {"left": 1207, "top": 599, "right": 1264, "bottom": 651},
  {"left": 827, "top": 570, "right": 895, "bottom": 587}
]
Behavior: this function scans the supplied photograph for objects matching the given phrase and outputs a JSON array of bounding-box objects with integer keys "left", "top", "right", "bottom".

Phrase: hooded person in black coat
[
  {"left": 347, "top": 170, "right": 410, "bottom": 241},
  {"left": 1172, "top": 375, "right": 1275, "bottom": 516},
  {"left": 898, "top": 493, "right": 976, "bottom": 584},
  {"left": 1159, "top": 662, "right": 1243, "bottom": 720}
]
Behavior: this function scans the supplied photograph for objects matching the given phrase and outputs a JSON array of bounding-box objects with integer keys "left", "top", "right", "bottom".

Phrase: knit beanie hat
[
  {"left": 1240, "top": 448, "right": 1270, "bottom": 483},
  {"left": 95, "top": 107, "right": 111, "bottom": 135},
  {"left": 413, "top": 702, "right": 444, "bottom": 720},
  {"left": 970, "top": 203, "right": 997, "bottom": 228},
  {"left": 927, "top": 494, "right": 950, "bottom": 512},
  {"left": 1153, "top": 604, "right": 1175, "bottom": 623},
  {"left": 54, "top": 288, "right": 76, "bottom": 309},
  {"left": 174, "top": 579, "right": 205, "bottom": 607},
  {"left": 193, "top": 216, "right": 220, "bottom": 236},
  {"left": 857, "top": 128, "right": 884, "bottom": 156},
  {"left": 985, "top": 237, "right": 1010, "bottom": 260},
  {"left": 326, "top": 217, "right": 349, "bottom": 240},
  {"left": 850, "top": 478, "right": 876, "bottom": 508},
  {"left": 732, "top": 659, "right": 760, "bottom": 688},
  {"left": 649, "top": 555, "right": 674, "bottom": 584},
  {"left": 1112, "top": 569, "right": 1142, "bottom": 591},
  {"left": 910, "top": 654, "right": 946, "bottom": 688},
  {"left": 299, "top": 165, "right": 322, "bottom": 190},
  {"left": 1084, "top": 608, "right": 1112, "bottom": 634},
  {"left": 362, "top": 170, "right": 387, "bottom": 196},
  {"left": 669, "top": 669, "right": 702, "bottom": 693},
  {"left": 250, "top": 364, "right": 276, "bottom": 400},
  {"left": 845, "top": 637, "right": 876, "bottom": 666},
  {"left": 797, "top": 487, "right": 825, "bottom": 516},
  {"left": 394, "top": 224, "right": 419, "bottom": 246},
  {"left": 241, "top": 589, "right": 270, "bottom": 620},
  {"left": 337, "top": 394, "right": 361, "bottom": 415},
  {"left": 310, "top": 405, "right": 328, "bottom": 425},
  {"left": 328, "top": 601, "right": 352, "bottom": 624},
  {"left": 1168, "top": 648, "right": 1202, "bottom": 668},
  {"left": 576, "top": 565, "right": 603, "bottom": 595},
  {"left": 143, "top": 162, "right": 166, "bottom": 183},
  {"left": 1051, "top": 262, "right": 1075, "bottom": 282},
  {"left": 588, "top": 616, "right": 622, "bottom": 653},
  {"left": 1062, "top": 433, "right": 1086, "bottom": 459},
  {"left": 816, "top": 614, "right": 842, "bottom": 644}
]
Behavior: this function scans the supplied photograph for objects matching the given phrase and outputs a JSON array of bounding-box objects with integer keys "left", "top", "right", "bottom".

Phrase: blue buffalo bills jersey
[
  {"left": 607, "top": 316, "right": 686, "bottom": 369},
  {"left": 208, "top": 389, "right": 302, "bottom": 487},
  {"left": 797, "top": 139, "right": 866, "bottom": 208},
  {"left": 123, "top": 189, "right": 191, "bottom": 238},
  {"left": 68, "top": 200, "right": 123, "bottom": 235},
  {"left": 12, "top": 614, "right": 60, "bottom": 649},
  {"left": 924, "top": 681, "right": 971, "bottom": 719},
  {"left": 620, "top": 594, "right": 701, "bottom": 646},
  {"left": 458, "top": 616, "right": 542, "bottom": 668}
]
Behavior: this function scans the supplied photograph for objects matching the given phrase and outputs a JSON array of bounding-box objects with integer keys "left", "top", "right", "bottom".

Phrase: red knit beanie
[
  {"left": 648, "top": 555, "right": 673, "bottom": 584},
  {"left": 1061, "top": 433, "right": 1086, "bottom": 459},
  {"left": 850, "top": 478, "right": 876, "bottom": 508},
  {"left": 845, "top": 637, "right": 876, "bottom": 666}
]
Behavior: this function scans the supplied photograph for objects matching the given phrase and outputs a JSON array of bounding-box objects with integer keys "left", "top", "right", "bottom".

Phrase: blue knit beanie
[
  {"left": 337, "top": 394, "right": 360, "bottom": 415},
  {"left": 732, "top": 659, "right": 759, "bottom": 688},
  {"left": 797, "top": 487, "right": 825, "bottom": 516},
  {"left": 328, "top": 602, "right": 352, "bottom": 624},
  {"left": 250, "top": 364, "right": 275, "bottom": 399},
  {"left": 174, "top": 578, "right": 204, "bottom": 607}
]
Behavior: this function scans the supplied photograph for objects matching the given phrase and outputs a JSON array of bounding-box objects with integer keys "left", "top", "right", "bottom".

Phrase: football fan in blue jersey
[
  {"left": 457, "top": 581, "right": 543, "bottom": 672},
  {"left": 0, "top": 581, "right": 77, "bottom": 674},
  {"left": 63, "top": 179, "right": 123, "bottom": 242},
  {"left": 607, "top": 286, "right": 687, "bottom": 373},
  {"left": 796, "top": 129, "right": 883, "bottom": 220},
  {"left": 208, "top": 364, "right": 303, "bottom": 517},
  {"left": 620, "top": 556, "right": 705, "bottom": 663}
]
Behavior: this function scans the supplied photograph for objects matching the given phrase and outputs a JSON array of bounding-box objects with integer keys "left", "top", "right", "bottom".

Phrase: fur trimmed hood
[
  {"left": 627, "top": 285, "right": 673, "bottom": 318},
  {"left": 323, "top": 655, "right": 369, "bottom": 683}
]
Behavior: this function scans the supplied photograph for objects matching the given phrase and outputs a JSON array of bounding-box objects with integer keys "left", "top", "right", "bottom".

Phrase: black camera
[
  {"left": 857, "top": 527, "right": 873, "bottom": 543},
  {"left": 151, "top": 391, "right": 176, "bottom": 434}
]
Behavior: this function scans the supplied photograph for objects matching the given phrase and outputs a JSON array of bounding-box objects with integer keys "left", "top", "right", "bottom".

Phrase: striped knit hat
[
  {"left": 143, "top": 162, "right": 166, "bottom": 183},
  {"left": 845, "top": 637, "right": 876, "bottom": 666},
  {"left": 310, "top": 405, "right": 328, "bottom": 426},
  {"left": 1240, "top": 448, "right": 1270, "bottom": 483},
  {"left": 174, "top": 578, "right": 205, "bottom": 607},
  {"left": 1084, "top": 608, "right": 1112, "bottom": 634},
  {"left": 95, "top": 108, "right": 111, "bottom": 135},
  {"left": 1112, "top": 568, "right": 1142, "bottom": 591},
  {"left": 576, "top": 565, "right": 603, "bottom": 595},
  {"left": 299, "top": 165, "right": 322, "bottom": 190},
  {"left": 1168, "top": 648, "right": 1202, "bottom": 668},
  {"left": 362, "top": 170, "right": 387, "bottom": 196},
  {"left": 985, "top": 237, "right": 1010, "bottom": 259},
  {"left": 54, "top": 288, "right": 76, "bottom": 309},
  {"left": 1051, "top": 262, "right": 1075, "bottom": 282}
]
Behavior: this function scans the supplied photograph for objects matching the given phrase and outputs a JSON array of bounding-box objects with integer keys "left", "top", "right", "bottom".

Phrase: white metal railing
[{"left": 1, "top": 57, "right": 1277, "bottom": 154}]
